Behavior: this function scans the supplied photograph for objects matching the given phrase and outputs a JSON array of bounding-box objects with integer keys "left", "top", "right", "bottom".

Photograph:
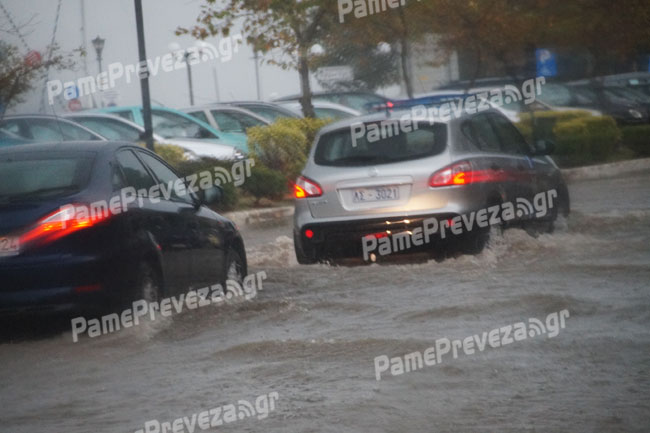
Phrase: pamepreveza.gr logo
[
  {"left": 133, "top": 391, "right": 279, "bottom": 433},
  {"left": 374, "top": 309, "right": 570, "bottom": 381}
]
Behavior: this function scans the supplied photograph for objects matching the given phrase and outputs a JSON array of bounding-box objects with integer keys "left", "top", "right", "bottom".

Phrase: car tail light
[
  {"left": 20, "top": 204, "right": 111, "bottom": 247},
  {"left": 304, "top": 229, "right": 314, "bottom": 239},
  {"left": 429, "top": 161, "right": 474, "bottom": 187},
  {"left": 429, "top": 161, "right": 508, "bottom": 187},
  {"left": 294, "top": 176, "right": 322, "bottom": 199}
]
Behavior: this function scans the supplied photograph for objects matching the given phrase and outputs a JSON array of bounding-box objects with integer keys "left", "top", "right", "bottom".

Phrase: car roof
[
  {"left": 0, "top": 140, "right": 143, "bottom": 157},
  {"left": 2, "top": 113, "right": 82, "bottom": 120},
  {"left": 182, "top": 103, "right": 240, "bottom": 110},
  {"left": 280, "top": 100, "right": 361, "bottom": 114},
  {"left": 274, "top": 91, "right": 384, "bottom": 101}
]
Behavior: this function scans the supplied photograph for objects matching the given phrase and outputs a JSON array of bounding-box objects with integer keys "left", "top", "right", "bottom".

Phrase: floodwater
[{"left": 1, "top": 174, "right": 649, "bottom": 432}]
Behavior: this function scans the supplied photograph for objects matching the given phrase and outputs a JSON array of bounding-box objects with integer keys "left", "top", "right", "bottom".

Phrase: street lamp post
[
  {"left": 92, "top": 35, "right": 105, "bottom": 107},
  {"left": 184, "top": 51, "right": 195, "bottom": 106},
  {"left": 169, "top": 43, "right": 202, "bottom": 106},
  {"left": 92, "top": 35, "right": 105, "bottom": 74}
]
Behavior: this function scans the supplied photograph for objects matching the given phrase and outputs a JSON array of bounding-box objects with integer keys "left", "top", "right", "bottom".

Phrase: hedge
[
  {"left": 172, "top": 158, "right": 239, "bottom": 211},
  {"left": 516, "top": 111, "right": 620, "bottom": 167},
  {"left": 621, "top": 125, "right": 650, "bottom": 156},
  {"left": 246, "top": 117, "right": 332, "bottom": 184}
]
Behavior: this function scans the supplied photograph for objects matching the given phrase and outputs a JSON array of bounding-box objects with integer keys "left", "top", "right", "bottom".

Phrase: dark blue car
[{"left": 0, "top": 141, "right": 247, "bottom": 315}]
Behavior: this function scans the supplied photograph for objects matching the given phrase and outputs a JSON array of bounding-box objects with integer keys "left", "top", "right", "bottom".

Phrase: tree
[
  {"left": 420, "top": 0, "right": 650, "bottom": 80},
  {"left": 336, "top": 0, "right": 430, "bottom": 98},
  {"left": 178, "top": 0, "right": 338, "bottom": 118},
  {"left": 0, "top": 41, "right": 76, "bottom": 116},
  {"left": 312, "top": 29, "right": 401, "bottom": 92}
]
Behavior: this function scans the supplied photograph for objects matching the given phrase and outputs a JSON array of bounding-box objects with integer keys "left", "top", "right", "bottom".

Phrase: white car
[{"left": 182, "top": 104, "right": 270, "bottom": 134}]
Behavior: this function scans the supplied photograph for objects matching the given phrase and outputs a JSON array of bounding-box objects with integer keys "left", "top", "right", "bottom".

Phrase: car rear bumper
[
  {"left": 295, "top": 212, "right": 461, "bottom": 260},
  {"left": 0, "top": 253, "right": 135, "bottom": 316}
]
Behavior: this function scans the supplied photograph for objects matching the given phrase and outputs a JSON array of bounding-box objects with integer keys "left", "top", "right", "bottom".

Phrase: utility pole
[
  {"left": 134, "top": 0, "right": 154, "bottom": 151},
  {"left": 253, "top": 50, "right": 261, "bottom": 100},
  {"left": 212, "top": 67, "right": 220, "bottom": 102},
  {"left": 185, "top": 52, "right": 194, "bottom": 106}
]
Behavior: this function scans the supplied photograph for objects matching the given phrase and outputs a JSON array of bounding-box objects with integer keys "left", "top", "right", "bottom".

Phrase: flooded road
[{"left": 1, "top": 173, "right": 649, "bottom": 433}]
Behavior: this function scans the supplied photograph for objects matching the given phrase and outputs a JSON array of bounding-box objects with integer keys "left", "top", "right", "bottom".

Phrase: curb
[
  {"left": 224, "top": 206, "right": 294, "bottom": 228},
  {"left": 561, "top": 158, "right": 650, "bottom": 182}
]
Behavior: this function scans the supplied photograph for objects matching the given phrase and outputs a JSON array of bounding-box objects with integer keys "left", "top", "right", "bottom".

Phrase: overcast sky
[{"left": 2, "top": 0, "right": 322, "bottom": 114}]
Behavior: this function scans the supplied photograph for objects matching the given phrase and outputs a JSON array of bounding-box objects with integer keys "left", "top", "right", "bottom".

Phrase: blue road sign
[{"left": 536, "top": 49, "right": 558, "bottom": 78}]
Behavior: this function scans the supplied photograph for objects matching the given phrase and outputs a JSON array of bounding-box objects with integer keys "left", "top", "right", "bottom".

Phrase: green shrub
[
  {"left": 172, "top": 158, "right": 239, "bottom": 211},
  {"left": 242, "top": 164, "right": 288, "bottom": 205},
  {"left": 247, "top": 117, "right": 332, "bottom": 182},
  {"left": 517, "top": 110, "right": 595, "bottom": 143},
  {"left": 552, "top": 115, "right": 620, "bottom": 166},
  {"left": 137, "top": 142, "right": 189, "bottom": 167},
  {"left": 621, "top": 125, "right": 650, "bottom": 156},
  {"left": 516, "top": 111, "right": 620, "bottom": 167}
]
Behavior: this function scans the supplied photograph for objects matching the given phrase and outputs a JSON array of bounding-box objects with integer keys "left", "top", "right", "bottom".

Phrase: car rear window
[
  {"left": 0, "top": 154, "right": 94, "bottom": 201},
  {"left": 314, "top": 122, "right": 447, "bottom": 166}
]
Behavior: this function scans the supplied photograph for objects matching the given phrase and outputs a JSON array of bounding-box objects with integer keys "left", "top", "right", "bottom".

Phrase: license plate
[
  {"left": 0, "top": 236, "right": 20, "bottom": 257},
  {"left": 352, "top": 186, "right": 400, "bottom": 203}
]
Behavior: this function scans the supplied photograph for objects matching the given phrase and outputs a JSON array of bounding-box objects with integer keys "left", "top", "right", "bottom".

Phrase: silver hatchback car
[{"left": 293, "top": 108, "right": 570, "bottom": 263}]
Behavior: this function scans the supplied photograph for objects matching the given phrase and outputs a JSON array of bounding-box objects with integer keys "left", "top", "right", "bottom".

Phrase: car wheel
[
  {"left": 459, "top": 229, "right": 490, "bottom": 255},
  {"left": 556, "top": 184, "right": 570, "bottom": 218},
  {"left": 223, "top": 249, "right": 245, "bottom": 298},
  {"left": 135, "top": 262, "right": 162, "bottom": 303}
]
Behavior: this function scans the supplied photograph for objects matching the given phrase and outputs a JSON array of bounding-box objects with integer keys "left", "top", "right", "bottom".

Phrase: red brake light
[
  {"left": 429, "top": 161, "right": 473, "bottom": 187},
  {"left": 294, "top": 176, "right": 322, "bottom": 199},
  {"left": 386, "top": 101, "right": 394, "bottom": 108},
  {"left": 20, "top": 204, "right": 110, "bottom": 247},
  {"left": 305, "top": 229, "right": 314, "bottom": 239},
  {"left": 429, "top": 161, "right": 510, "bottom": 187}
]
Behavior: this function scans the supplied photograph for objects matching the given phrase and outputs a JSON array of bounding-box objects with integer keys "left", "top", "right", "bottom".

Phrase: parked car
[
  {"left": 279, "top": 101, "right": 362, "bottom": 120},
  {"left": 0, "top": 141, "right": 247, "bottom": 315},
  {"left": 293, "top": 109, "right": 569, "bottom": 263},
  {"left": 598, "top": 72, "right": 650, "bottom": 97},
  {"left": 0, "top": 128, "right": 31, "bottom": 147},
  {"left": 65, "top": 113, "right": 241, "bottom": 161},
  {"left": 275, "top": 91, "right": 393, "bottom": 114},
  {"left": 226, "top": 101, "right": 301, "bottom": 122},
  {"left": 96, "top": 106, "right": 249, "bottom": 153},
  {"left": 414, "top": 88, "right": 601, "bottom": 122},
  {"left": 538, "top": 82, "right": 648, "bottom": 124},
  {"left": 0, "top": 114, "right": 105, "bottom": 142},
  {"left": 182, "top": 104, "right": 270, "bottom": 136}
]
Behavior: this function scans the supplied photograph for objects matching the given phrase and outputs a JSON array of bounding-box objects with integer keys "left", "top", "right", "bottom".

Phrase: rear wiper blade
[{"left": 332, "top": 155, "right": 386, "bottom": 164}]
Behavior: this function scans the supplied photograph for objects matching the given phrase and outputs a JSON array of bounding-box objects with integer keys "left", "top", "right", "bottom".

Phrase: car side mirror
[
  {"left": 201, "top": 185, "right": 223, "bottom": 206},
  {"left": 534, "top": 139, "right": 555, "bottom": 155}
]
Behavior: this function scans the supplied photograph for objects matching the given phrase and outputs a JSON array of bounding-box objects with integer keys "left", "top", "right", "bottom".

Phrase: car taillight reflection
[
  {"left": 20, "top": 204, "right": 110, "bottom": 247},
  {"left": 294, "top": 176, "right": 323, "bottom": 199}
]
